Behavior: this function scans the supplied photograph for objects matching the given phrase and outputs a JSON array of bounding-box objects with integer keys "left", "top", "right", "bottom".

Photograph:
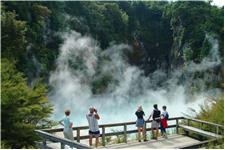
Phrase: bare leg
[
  {"left": 95, "top": 136, "right": 99, "bottom": 148},
  {"left": 138, "top": 127, "right": 141, "bottom": 141},
  {"left": 152, "top": 129, "right": 155, "bottom": 139},
  {"left": 142, "top": 127, "right": 146, "bottom": 141},
  {"left": 156, "top": 128, "right": 159, "bottom": 140},
  {"left": 89, "top": 135, "right": 93, "bottom": 146}
]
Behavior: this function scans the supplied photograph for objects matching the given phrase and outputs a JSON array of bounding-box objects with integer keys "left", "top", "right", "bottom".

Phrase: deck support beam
[
  {"left": 77, "top": 129, "right": 80, "bottom": 142},
  {"left": 61, "top": 143, "right": 65, "bottom": 149},
  {"left": 216, "top": 126, "right": 219, "bottom": 135},
  {"left": 43, "top": 139, "right": 47, "bottom": 148},
  {"left": 102, "top": 127, "right": 106, "bottom": 146},
  {"left": 124, "top": 124, "right": 127, "bottom": 143},
  {"left": 176, "top": 119, "right": 179, "bottom": 134}
]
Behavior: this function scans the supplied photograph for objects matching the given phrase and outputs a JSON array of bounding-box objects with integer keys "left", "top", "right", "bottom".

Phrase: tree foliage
[
  {"left": 196, "top": 97, "right": 224, "bottom": 126},
  {"left": 1, "top": 58, "right": 53, "bottom": 148},
  {"left": 2, "top": 1, "right": 223, "bottom": 78},
  {"left": 1, "top": 6, "right": 27, "bottom": 60},
  {"left": 1, "top": 1, "right": 224, "bottom": 147}
]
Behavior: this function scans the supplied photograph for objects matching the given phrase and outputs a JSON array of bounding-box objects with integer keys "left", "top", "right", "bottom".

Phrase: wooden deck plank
[
  {"left": 100, "top": 134, "right": 200, "bottom": 149},
  {"left": 179, "top": 125, "right": 223, "bottom": 138}
]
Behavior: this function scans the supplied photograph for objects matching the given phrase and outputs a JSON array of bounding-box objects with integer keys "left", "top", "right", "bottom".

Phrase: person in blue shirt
[{"left": 59, "top": 110, "right": 74, "bottom": 141}]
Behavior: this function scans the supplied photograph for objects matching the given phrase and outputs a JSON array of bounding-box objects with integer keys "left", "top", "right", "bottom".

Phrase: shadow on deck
[{"left": 35, "top": 117, "right": 224, "bottom": 149}]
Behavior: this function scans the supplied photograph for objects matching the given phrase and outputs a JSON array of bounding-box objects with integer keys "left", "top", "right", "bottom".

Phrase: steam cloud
[{"left": 49, "top": 31, "right": 222, "bottom": 125}]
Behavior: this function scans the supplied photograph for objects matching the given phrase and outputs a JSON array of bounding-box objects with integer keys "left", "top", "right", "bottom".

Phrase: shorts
[
  {"left": 151, "top": 120, "right": 160, "bottom": 129},
  {"left": 89, "top": 130, "right": 100, "bottom": 137},
  {"left": 136, "top": 118, "right": 145, "bottom": 127}
]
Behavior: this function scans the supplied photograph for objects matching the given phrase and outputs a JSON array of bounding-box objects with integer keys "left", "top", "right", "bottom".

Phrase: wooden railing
[
  {"left": 36, "top": 117, "right": 184, "bottom": 148},
  {"left": 183, "top": 117, "right": 224, "bottom": 135},
  {"left": 35, "top": 116, "right": 223, "bottom": 149},
  {"left": 35, "top": 130, "right": 92, "bottom": 149}
]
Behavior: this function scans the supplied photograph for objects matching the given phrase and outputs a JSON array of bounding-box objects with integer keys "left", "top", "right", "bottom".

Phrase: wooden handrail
[
  {"left": 181, "top": 117, "right": 224, "bottom": 137},
  {"left": 42, "top": 117, "right": 184, "bottom": 133},
  {"left": 35, "top": 130, "right": 92, "bottom": 149},
  {"left": 69, "top": 125, "right": 176, "bottom": 141},
  {"left": 37, "top": 117, "right": 183, "bottom": 148},
  {"left": 184, "top": 117, "right": 224, "bottom": 128}
]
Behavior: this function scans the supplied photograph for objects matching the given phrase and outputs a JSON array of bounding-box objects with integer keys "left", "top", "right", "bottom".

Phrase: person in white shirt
[
  {"left": 59, "top": 110, "right": 74, "bottom": 141},
  {"left": 86, "top": 107, "right": 100, "bottom": 147}
]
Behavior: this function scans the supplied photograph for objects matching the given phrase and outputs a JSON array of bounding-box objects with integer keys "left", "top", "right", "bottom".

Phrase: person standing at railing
[
  {"left": 86, "top": 107, "right": 100, "bottom": 148},
  {"left": 59, "top": 110, "right": 74, "bottom": 141},
  {"left": 160, "top": 106, "right": 169, "bottom": 138},
  {"left": 147, "top": 104, "right": 161, "bottom": 140},
  {"left": 135, "top": 106, "right": 147, "bottom": 142}
]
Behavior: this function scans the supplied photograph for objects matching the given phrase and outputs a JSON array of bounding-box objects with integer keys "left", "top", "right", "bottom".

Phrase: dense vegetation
[
  {"left": 188, "top": 96, "right": 224, "bottom": 148},
  {"left": 1, "top": 59, "right": 53, "bottom": 148},
  {"left": 197, "top": 97, "right": 224, "bottom": 126},
  {"left": 1, "top": 1, "right": 224, "bottom": 148},
  {"left": 2, "top": 1, "right": 223, "bottom": 80}
]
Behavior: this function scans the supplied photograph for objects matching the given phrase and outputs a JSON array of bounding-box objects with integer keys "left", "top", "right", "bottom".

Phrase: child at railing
[
  {"left": 59, "top": 110, "right": 74, "bottom": 141},
  {"left": 160, "top": 106, "right": 169, "bottom": 138}
]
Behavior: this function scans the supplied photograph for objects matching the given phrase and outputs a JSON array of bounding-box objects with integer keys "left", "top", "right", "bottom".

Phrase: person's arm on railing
[
  {"left": 147, "top": 115, "right": 152, "bottom": 121},
  {"left": 147, "top": 111, "right": 153, "bottom": 121}
]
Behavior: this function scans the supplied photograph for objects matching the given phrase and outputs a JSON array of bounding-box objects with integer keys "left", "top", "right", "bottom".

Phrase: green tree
[
  {"left": 164, "top": 1, "right": 223, "bottom": 64},
  {"left": 183, "top": 46, "right": 193, "bottom": 62},
  {"left": 1, "top": 5, "right": 27, "bottom": 60},
  {"left": 196, "top": 97, "right": 224, "bottom": 126},
  {"left": 1, "top": 58, "right": 53, "bottom": 148}
]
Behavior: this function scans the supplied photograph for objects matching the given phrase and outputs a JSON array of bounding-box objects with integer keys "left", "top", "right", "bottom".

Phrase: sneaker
[{"left": 138, "top": 140, "right": 141, "bottom": 142}]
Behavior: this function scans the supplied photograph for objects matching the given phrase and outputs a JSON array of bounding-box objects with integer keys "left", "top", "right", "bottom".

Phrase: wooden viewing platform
[{"left": 35, "top": 117, "right": 224, "bottom": 149}]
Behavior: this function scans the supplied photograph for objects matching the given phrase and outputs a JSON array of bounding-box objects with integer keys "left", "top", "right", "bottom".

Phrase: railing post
[
  {"left": 176, "top": 119, "right": 179, "bottom": 134},
  {"left": 77, "top": 129, "right": 80, "bottom": 142},
  {"left": 187, "top": 119, "right": 190, "bottom": 126},
  {"left": 200, "top": 122, "right": 203, "bottom": 129},
  {"left": 216, "top": 126, "right": 219, "bottom": 135},
  {"left": 61, "top": 142, "right": 65, "bottom": 149},
  {"left": 43, "top": 139, "right": 47, "bottom": 148},
  {"left": 124, "top": 124, "right": 127, "bottom": 143},
  {"left": 102, "top": 126, "right": 106, "bottom": 146}
]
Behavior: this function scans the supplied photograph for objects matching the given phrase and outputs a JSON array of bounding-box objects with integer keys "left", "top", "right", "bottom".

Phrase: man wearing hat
[{"left": 86, "top": 107, "right": 100, "bottom": 147}]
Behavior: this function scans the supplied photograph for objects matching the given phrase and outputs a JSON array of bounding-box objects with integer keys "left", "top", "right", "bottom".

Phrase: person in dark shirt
[
  {"left": 135, "top": 106, "right": 146, "bottom": 142},
  {"left": 147, "top": 104, "right": 161, "bottom": 140}
]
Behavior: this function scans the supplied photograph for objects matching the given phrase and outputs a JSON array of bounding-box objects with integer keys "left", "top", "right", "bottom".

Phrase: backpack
[{"left": 153, "top": 109, "right": 161, "bottom": 122}]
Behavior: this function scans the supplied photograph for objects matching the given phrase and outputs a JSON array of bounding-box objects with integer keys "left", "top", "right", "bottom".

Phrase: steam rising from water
[{"left": 49, "top": 31, "right": 222, "bottom": 125}]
